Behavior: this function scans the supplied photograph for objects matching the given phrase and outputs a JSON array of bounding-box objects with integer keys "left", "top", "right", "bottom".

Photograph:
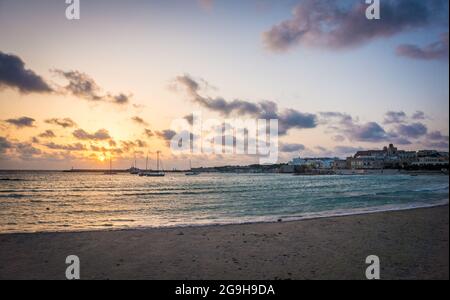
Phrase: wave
[
  {"left": 413, "top": 185, "right": 449, "bottom": 192},
  {"left": 0, "top": 193, "right": 26, "bottom": 199},
  {"left": 0, "top": 178, "right": 26, "bottom": 182}
]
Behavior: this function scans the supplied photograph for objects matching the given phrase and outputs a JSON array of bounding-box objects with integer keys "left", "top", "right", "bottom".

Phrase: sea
[{"left": 0, "top": 172, "right": 448, "bottom": 233}]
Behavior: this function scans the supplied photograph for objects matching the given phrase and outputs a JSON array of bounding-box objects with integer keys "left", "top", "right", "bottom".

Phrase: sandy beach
[{"left": 0, "top": 205, "right": 448, "bottom": 280}]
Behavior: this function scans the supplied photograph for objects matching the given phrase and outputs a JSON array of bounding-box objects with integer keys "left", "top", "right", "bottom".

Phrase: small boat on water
[
  {"left": 129, "top": 153, "right": 140, "bottom": 174},
  {"left": 139, "top": 151, "right": 165, "bottom": 177},
  {"left": 185, "top": 160, "right": 200, "bottom": 176}
]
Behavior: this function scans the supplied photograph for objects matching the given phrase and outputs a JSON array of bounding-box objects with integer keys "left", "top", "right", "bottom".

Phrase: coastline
[
  {"left": 0, "top": 205, "right": 448, "bottom": 280},
  {"left": 1, "top": 198, "right": 448, "bottom": 235}
]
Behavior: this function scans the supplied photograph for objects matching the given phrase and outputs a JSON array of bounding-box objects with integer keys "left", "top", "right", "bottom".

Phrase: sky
[{"left": 0, "top": 0, "right": 449, "bottom": 170}]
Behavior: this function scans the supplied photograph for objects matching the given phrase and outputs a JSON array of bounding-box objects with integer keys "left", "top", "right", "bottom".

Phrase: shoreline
[
  {"left": 0, "top": 205, "right": 448, "bottom": 280},
  {"left": 1, "top": 199, "right": 448, "bottom": 235}
]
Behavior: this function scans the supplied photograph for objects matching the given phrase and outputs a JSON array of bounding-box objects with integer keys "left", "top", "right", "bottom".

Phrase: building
[
  {"left": 411, "top": 150, "right": 449, "bottom": 167},
  {"left": 289, "top": 157, "right": 336, "bottom": 169},
  {"left": 347, "top": 156, "right": 385, "bottom": 170},
  {"left": 332, "top": 159, "right": 347, "bottom": 170}
]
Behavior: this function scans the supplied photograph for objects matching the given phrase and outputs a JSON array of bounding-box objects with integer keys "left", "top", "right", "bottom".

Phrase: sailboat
[
  {"left": 104, "top": 157, "right": 117, "bottom": 175},
  {"left": 138, "top": 152, "right": 149, "bottom": 176},
  {"left": 130, "top": 153, "right": 140, "bottom": 174},
  {"left": 185, "top": 160, "right": 200, "bottom": 176},
  {"left": 140, "top": 151, "right": 165, "bottom": 177}
]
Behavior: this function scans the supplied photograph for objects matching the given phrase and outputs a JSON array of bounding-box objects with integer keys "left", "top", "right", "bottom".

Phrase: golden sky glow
[{"left": 1, "top": 0, "right": 448, "bottom": 170}]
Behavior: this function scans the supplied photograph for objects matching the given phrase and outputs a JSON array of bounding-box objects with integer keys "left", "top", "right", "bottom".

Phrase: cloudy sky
[{"left": 0, "top": 0, "right": 448, "bottom": 170}]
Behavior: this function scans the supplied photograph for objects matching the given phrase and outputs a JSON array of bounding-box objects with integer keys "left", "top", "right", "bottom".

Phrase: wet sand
[{"left": 0, "top": 205, "right": 448, "bottom": 280}]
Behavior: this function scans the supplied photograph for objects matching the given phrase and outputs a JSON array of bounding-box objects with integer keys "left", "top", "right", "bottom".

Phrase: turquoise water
[{"left": 0, "top": 172, "right": 448, "bottom": 233}]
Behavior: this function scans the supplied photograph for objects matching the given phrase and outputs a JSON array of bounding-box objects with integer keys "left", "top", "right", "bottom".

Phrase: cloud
[
  {"left": 174, "top": 75, "right": 317, "bottom": 135},
  {"left": 0, "top": 51, "right": 53, "bottom": 94},
  {"left": 397, "top": 32, "right": 449, "bottom": 60},
  {"left": 349, "top": 122, "right": 390, "bottom": 142},
  {"left": 321, "top": 111, "right": 428, "bottom": 144},
  {"left": 184, "top": 114, "right": 194, "bottom": 125},
  {"left": 72, "top": 129, "right": 111, "bottom": 141},
  {"left": 280, "top": 143, "right": 305, "bottom": 153},
  {"left": 262, "top": 0, "right": 448, "bottom": 52},
  {"left": 156, "top": 130, "right": 177, "bottom": 141},
  {"left": 396, "top": 122, "right": 428, "bottom": 138},
  {"left": 45, "top": 118, "right": 77, "bottom": 128},
  {"left": 412, "top": 111, "right": 427, "bottom": 120},
  {"left": 0, "top": 137, "right": 13, "bottom": 154},
  {"left": 144, "top": 129, "right": 154, "bottom": 138},
  {"left": 424, "top": 141, "right": 449, "bottom": 150},
  {"left": 53, "top": 70, "right": 130, "bottom": 105},
  {"left": 390, "top": 136, "right": 412, "bottom": 145},
  {"left": 332, "top": 135, "right": 346, "bottom": 142},
  {"left": 120, "top": 140, "right": 148, "bottom": 152},
  {"left": 44, "top": 142, "right": 87, "bottom": 151},
  {"left": 423, "top": 130, "right": 449, "bottom": 150},
  {"left": 384, "top": 111, "right": 407, "bottom": 124},
  {"left": 15, "top": 143, "right": 42, "bottom": 159},
  {"left": 5, "top": 116, "right": 35, "bottom": 128},
  {"left": 113, "top": 94, "right": 130, "bottom": 105},
  {"left": 38, "top": 130, "right": 56, "bottom": 139},
  {"left": 334, "top": 146, "right": 365, "bottom": 157},
  {"left": 427, "top": 130, "right": 449, "bottom": 141},
  {"left": 321, "top": 112, "right": 387, "bottom": 142},
  {"left": 131, "top": 116, "right": 149, "bottom": 127}
]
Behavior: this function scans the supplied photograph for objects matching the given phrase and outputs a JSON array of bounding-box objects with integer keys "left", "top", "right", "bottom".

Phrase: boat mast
[
  {"left": 146, "top": 152, "right": 149, "bottom": 171},
  {"left": 157, "top": 151, "right": 160, "bottom": 172}
]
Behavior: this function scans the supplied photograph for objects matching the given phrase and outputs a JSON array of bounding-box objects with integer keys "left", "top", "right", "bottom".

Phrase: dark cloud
[
  {"left": 156, "top": 130, "right": 177, "bottom": 141},
  {"left": 15, "top": 143, "right": 42, "bottom": 159},
  {"left": 322, "top": 112, "right": 389, "bottom": 142},
  {"left": 53, "top": 70, "right": 130, "bottom": 105},
  {"left": 120, "top": 140, "right": 148, "bottom": 152},
  {"left": 0, "top": 137, "right": 13, "bottom": 154},
  {"left": 397, "top": 32, "right": 449, "bottom": 60},
  {"left": 90, "top": 145, "right": 124, "bottom": 155},
  {"left": 38, "top": 130, "right": 56, "bottom": 139},
  {"left": 423, "top": 130, "right": 449, "bottom": 150},
  {"left": 396, "top": 122, "right": 428, "bottom": 138},
  {"left": 384, "top": 111, "right": 407, "bottom": 124},
  {"left": 109, "top": 140, "right": 117, "bottom": 147},
  {"left": 334, "top": 146, "right": 365, "bottom": 157},
  {"left": 412, "top": 111, "right": 427, "bottom": 120},
  {"left": 5, "top": 116, "right": 35, "bottom": 128},
  {"left": 263, "top": 0, "right": 448, "bottom": 52},
  {"left": 175, "top": 75, "right": 317, "bottom": 135},
  {"left": 0, "top": 51, "right": 53, "bottom": 94},
  {"left": 44, "top": 142, "right": 87, "bottom": 151},
  {"left": 321, "top": 111, "right": 426, "bottom": 144},
  {"left": 45, "top": 118, "right": 77, "bottom": 128},
  {"left": 131, "top": 116, "right": 149, "bottom": 126},
  {"left": 349, "top": 122, "right": 389, "bottom": 142},
  {"left": 424, "top": 141, "right": 449, "bottom": 150},
  {"left": 391, "top": 137, "right": 412, "bottom": 145},
  {"left": 72, "top": 129, "right": 111, "bottom": 141},
  {"left": 184, "top": 114, "right": 194, "bottom": 125},
  {"left": 113, "top": 94, "right": 130, "bottom": 105},
  {"left": 280, "top": 143, "right": 305, "bottom": 153},
  {"left": 427, "top": 130, "right": 449, "bottom": 141},
  {"left": 144, "top": 129, "right": 154, "bottom": 138}
]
